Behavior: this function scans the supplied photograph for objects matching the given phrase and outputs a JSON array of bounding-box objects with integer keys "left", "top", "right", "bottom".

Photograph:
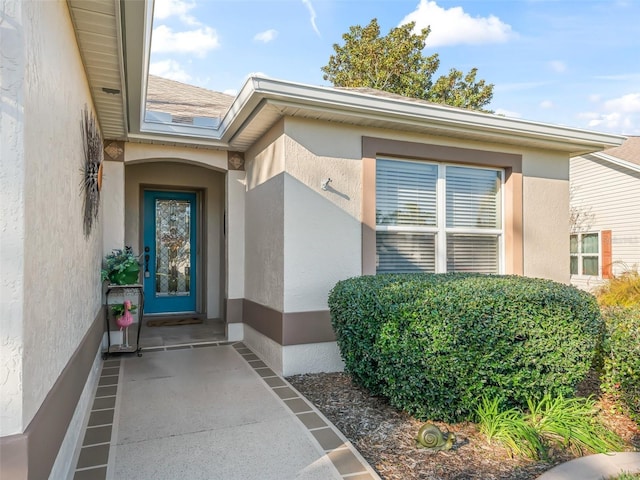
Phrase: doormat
[{"left": 146, "top": 318, "right": 203, "bottom": 327}]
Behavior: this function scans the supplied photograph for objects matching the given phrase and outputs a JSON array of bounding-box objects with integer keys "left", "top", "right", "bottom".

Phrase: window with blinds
[{"left": 376, "top": 158, "right": 503, "bottom": 274}]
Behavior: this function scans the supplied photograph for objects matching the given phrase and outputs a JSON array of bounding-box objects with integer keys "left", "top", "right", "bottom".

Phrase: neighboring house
[
  {"left": 570, "top": 137, "right": 640, "bottom": 291},
  {"left": 0, "top": 1, "right": 625, "bottom": 479}
]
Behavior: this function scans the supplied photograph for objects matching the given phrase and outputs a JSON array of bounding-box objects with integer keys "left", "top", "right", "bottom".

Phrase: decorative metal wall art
[{"left": 81, "top": 106, "right": 103, "bottom": 236}]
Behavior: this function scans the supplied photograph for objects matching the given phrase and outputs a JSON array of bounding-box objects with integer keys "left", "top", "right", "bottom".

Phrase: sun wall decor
[{"left": 81, "top": 106, "right": 103, "bottom": 237}]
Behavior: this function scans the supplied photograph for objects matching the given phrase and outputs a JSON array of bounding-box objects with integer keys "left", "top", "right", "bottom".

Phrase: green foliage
[
  {"left": 477, "top": 395, "right": 623, "bottom": 460},
  {"left": 111, "top": 303, "right": 138, "bottom": 317},
  {"left": 525, "top": 395, "right": 623, "bottom": 456},
  {"left": 328, "top": 273, "right": 603, "bottom": 422},
  {"left": 606, "top": 473, "right": 640, "bottom": 480},
  {"left": 321, "top": 18, "right": 493, "bottom": 111},
  {"left": 102, "top": 247, "right": 141, "bottom": 285},
  {"left": 477, "top": 397, "right": 542, "bottom": 459},
  {"left": 596, "top": 269, "right": 640, "bottom": 308},
  {"left": 600, "top": 307, "right": 640, "bottom": 425}
]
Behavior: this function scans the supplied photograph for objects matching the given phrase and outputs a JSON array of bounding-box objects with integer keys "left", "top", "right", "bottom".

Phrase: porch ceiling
[{"left": 67, "top": 0, "right": 127, "bottom": 140}]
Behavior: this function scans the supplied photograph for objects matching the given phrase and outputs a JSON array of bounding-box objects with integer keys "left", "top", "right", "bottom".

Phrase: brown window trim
[{"left": 362, "top": 136, "right": 523, "bottom": 276}]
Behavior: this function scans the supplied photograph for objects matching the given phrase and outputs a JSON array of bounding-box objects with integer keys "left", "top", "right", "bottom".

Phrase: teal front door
[{"left": 143, "top": 190, "right": 197, "bottom": 314}]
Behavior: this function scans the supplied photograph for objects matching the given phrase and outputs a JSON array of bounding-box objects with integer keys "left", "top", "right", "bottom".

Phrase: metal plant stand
[{"left": 104, "top": 284, "right": 144, "bottom": 358}]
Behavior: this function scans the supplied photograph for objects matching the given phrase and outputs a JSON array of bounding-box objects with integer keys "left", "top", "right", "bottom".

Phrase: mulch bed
[{"left": 287, "top": 372, "right": 639, "bottom": 480}]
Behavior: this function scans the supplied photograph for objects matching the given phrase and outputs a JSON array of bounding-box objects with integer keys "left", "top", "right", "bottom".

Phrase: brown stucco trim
[
  {"left": 242, "top": 299, "right": 335, "bottom": 346},
  {"left": 226, "top": 298, "right": 243, "bottom": 323},
  {"left": 243, "top": 299, "right": 283, "bottom": 344},
  {"left": 0, "top": 306, "right": 105, "bottom": 480},
  {"left": 283, "top": 310, "right": 336, "bottom": 345},
  {"left": 362, "top": 136, "right": 523, "bottom": 276}
]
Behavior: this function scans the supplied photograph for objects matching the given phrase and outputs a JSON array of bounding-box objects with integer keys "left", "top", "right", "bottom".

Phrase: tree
[{"left": 321, "top": 18, "right": 494, "bottom": 112}]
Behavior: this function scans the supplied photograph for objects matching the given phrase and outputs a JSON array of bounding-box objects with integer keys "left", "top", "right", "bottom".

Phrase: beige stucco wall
[
  {"left": 280, "top": 117, "right": 571, "bottom": 313},
  {"left": 226, "top": 170, "right": 246, "bottom": 300},
  {"left": 124, "top": 163, "right": 225, "bottom": 318},
  {"left": 521, "top": 149, "right": 570, "bottom": 283},
  {"left": 244, "top": 122, "right": 286, "bottom": 311},
  {"left": 0, "top": 0, "right": 27, "bottom": 436},
  {"left": 0, "top": 1, "right": 104, "bottom": 435},
  {"left": 281, "top": 126, "right": 363, "bottom": 312}
]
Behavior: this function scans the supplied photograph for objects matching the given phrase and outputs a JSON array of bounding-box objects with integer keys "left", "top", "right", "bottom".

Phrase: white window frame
[
  {"left": 376, "top": 158, "right": 505, "bottom": 274},
  {"left": 570, "top": 232, "right": 601, "bottom": 278}
]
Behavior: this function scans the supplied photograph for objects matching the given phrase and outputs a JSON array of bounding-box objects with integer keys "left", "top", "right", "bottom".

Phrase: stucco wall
[
  {"left": 244, "top": 123, "right": 286, "bottom": 311},
  {"left": 281, "top": 128, "right": 362, "bottom": 312},
  {"left": 282, "top": 117, "right": 571, "bottom": 303},
  {"left": 521, "top": 149, "right": 570, "bottom": 283},
  {"left": 124, "top": 162, "right": 225, "bottom": 318},
  {"left": 19, "top": 1, "right": 103, "bottom": 433},
  {"left": 0, "top": 0, "right": 27, "bottom": 436}
]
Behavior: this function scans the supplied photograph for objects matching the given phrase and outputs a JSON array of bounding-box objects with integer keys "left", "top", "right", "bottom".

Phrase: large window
[
  {"left": 376, "top": 158, "right": 503, "bottom": 274},
  {"left": 570, "top": 233, "right": 599, "bottom": 276}
]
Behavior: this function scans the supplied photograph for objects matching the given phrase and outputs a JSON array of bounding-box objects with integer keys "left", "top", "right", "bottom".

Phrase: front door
[{"left": 143, "top": 190, "right": 197, "bottom": 314}]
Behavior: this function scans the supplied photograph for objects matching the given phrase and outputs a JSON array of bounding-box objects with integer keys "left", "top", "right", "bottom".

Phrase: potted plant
[{"left": 102, "top": 247, "right": 141, "bottom": 285}]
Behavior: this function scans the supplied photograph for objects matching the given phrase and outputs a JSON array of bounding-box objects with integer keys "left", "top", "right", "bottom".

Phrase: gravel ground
[{"left": 287, "top": 372, "right": 639, "bottom": 480}]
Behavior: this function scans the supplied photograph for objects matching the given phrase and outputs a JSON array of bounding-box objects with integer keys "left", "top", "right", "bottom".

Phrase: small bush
[
  {"left": 329, "top": 274, "right": 603, "bottom": 422},
  {"left": 477, "top": 394, "right": 623, "bottom": 460},
  {"left": 600, "top": 307, "right": 640, "bottom": 425},
  {"left": 596, "top": 269, "right": 640, "bottom": 308}
]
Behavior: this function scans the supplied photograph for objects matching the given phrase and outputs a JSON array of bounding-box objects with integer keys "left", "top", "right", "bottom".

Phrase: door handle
[{"left": 144, "top": 248, "right": 150, "bottom": 278}]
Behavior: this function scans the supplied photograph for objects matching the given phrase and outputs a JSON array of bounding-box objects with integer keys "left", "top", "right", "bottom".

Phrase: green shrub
[
  {"left": 601, "top": 307, "right": 640, "bottom": 425},
  {"left": 329, "top": 274, "right": 603, "bottom": 422}
]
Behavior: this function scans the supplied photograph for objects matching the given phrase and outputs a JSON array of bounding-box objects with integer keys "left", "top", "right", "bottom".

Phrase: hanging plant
[{"left": 81, "top": 106, "right": 103, "bottom": 237}]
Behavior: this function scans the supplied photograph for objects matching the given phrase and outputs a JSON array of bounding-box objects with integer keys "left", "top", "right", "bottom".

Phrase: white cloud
[
  {"left": 539, "top": 100, "right": 554, "bottom": 109},
  {"left": 588, "top": 94, "right": 601, "bottom": 103},
  {"left": 254, "top": 29, "right": 278, "bottom": 43},
  {"left": 578, "top": 92, "right": 640, "bottom": 134},
  {"left": 302, "top": 0, "right": 320, "bottom": 36},
  {"left": 603, "top": 93, "right": 640, "bottom": 113},
  {"left": 154, "top": 0, "right": 200, "bottom": 26},
  {"left": 400, "top": 0, "right": 513, "bottom": 47},
  {"left": 149, "top": 59, "right": 191, "bottom": 83},
  {"left": 595, "top": 73, "right": 640, "bottom": 81},
  {"left": 494, "top": 108, "right": 522, "bottom": 118},
  {"left": 548, "top": 60, "right": 567, "bottom": 73},
  {"left": 152, "top": 25, "right": 220, "bottom": 57}
]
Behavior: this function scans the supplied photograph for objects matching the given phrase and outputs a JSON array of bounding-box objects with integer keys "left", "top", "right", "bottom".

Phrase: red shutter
[{"left": 601, "top": 230, "right": 613, "bottom": 279}]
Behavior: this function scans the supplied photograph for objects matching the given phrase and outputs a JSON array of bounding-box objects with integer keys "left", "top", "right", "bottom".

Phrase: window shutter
[{"left": 601, "top": 230, "right": 613, "bottom": 279}]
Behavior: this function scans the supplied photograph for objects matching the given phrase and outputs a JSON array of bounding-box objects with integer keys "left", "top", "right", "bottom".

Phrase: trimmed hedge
[
  {"left": 601, "top": 307, "right": 640, "bottom": 425},
  {"left": 329, "top": 274, "right": 603, "bottom": 422}
]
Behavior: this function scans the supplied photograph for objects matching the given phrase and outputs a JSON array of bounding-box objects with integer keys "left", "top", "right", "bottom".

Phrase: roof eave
[{"left": 222, "top": 76, "right": 625, "bottom": 156}]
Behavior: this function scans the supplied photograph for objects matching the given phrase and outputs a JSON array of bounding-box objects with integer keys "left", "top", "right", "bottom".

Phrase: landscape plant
[
  {"left": 596, "top": 268, "right": 640, "bottom": 308},
  {"left": 329, "top": 273, "right": 604, "bottom": 422},
  {"left": 477, "top": 394, "right": 623, "bottom": 459},
  {"left": 599, "top": 307, "right": 640, "bottom": 425}
]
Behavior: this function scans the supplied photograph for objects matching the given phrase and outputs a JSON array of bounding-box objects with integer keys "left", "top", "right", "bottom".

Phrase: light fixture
[{"left": 321, "top": 178, "right": 332, "bottom": 190}]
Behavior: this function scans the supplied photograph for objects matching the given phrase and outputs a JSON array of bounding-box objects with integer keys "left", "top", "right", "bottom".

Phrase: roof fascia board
[
  {"left": 590, "top": 151, "right": 640, "bottom": 174},
  {"left": 126, "top": 132, "right": 230, "bottom": 149},
  {"left": 121, "top": 0, "right": 152, "bottom": 136},
  {"left": 237, "top": 77, "right": 625, "bottom": 152}
]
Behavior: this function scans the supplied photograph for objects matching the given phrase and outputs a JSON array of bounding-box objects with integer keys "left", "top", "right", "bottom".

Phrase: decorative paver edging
[
  {"left": 232, "top": 343, "right": 381, "bottom": 480},
  {"left": 73, "top": 341, "right": 380, "bottom": 480}
]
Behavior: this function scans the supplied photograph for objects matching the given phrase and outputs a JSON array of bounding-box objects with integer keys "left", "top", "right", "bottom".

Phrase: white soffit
[{"left": 67, "top": 0, "right": 127, "bottom": 140}]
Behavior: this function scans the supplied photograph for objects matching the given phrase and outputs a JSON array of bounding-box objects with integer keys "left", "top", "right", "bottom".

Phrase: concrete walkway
[
  {"left": 73, "top": 342, "right": 380, "bottom": 480},
  {"left": 537, "top": 452, "right": 640, "bottom": 480}
]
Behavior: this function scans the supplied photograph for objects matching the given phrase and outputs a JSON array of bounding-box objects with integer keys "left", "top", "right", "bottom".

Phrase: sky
[{"left": 149, "top": 0, "right": 640, "bottom": 135}]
